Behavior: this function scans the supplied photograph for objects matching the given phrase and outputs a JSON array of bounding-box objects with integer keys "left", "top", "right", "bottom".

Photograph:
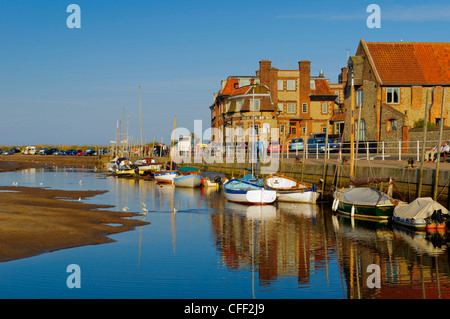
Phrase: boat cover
[
  {"left": 342, "top": 187, "right": 393, "bottom": 206},
  {"left": 393, "top": 197, "right": 449, "bottom": 219},
  {"left": 202, "top": 171, "right": 226, "bottom": 180}
]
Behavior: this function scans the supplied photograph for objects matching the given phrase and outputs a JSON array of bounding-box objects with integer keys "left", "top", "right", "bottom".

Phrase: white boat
[
  {"left": 264, "top": 174, "right": 319, "bottom": 203},
  {"left": 393, "top": 197, "right": 449, "bottom": 230},
  {"left": 154, "top": 170, "right": 180, "bottom": 184},
  {"left": 223, "top": 175, "right": 276, "bottom": 205},
  {"left": 174, "top": 172, "right": 202, "bottom": 188}
]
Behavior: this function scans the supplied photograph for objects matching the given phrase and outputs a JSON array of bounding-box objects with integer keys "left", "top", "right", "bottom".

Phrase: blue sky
[{"left": 1, "top": 0, "right": 450, "bottom": 146}]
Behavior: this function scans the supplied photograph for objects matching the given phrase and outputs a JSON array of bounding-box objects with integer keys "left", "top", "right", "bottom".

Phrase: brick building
[
  {"left": 343, "top": 39, "right": 450, "bottom": 143},
  {"left": 210, "top": 76, "right": 277, "bottom": 143},
  {"left": 257, "top": 60, "right": 341, "bottom": 141}
]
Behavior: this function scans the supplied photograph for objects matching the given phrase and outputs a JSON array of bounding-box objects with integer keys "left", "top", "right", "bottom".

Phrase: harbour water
[{"left": 1, "top": 167, "right": 450, "bottom": 299}]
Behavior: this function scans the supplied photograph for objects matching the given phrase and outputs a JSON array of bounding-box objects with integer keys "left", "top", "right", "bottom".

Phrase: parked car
[
  {"left": 289, "top": 138, "right": 305, "bottom": 151},
  {"left": 267, "top": 142, "right": 281, "bottom": 154},
  {"left": 65, "top": 149, "right": 77, "bottom": 155},
  {"left": 307, "top": 138, "right": 340, "bottom": 153},
  {"left": 85, "top": 148, "right": 96, "bottom": 156},
  {"left": 53, "top": 150, "right": 67, "bottom": 155},
  {"left": 39, "top": 148, "right": 53, "bottom": 155},
  {"left": 3, "top": 149, "right": 15, "bottom": 155},
  {"left": 0, "top": 149, "right": 3, "bottom": 154},
  {"left": 22, "top": 146, "right": 38, "bottom": 155},
  {"left": 76, "top": 151, "right": 85, "bottom": 156}
]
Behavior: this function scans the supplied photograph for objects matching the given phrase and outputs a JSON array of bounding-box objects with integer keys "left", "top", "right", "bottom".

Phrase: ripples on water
[{"left": 0, "top": 167, "right": 450, "bottom": 299}]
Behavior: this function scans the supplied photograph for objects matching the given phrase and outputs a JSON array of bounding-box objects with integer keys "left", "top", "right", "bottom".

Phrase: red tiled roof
[
  {"left": 364, "top": 41, "right": 450, "bottom": 85},
  {"left": 311, "top": 79, "right": 334, "bottom": 95},
  {"left": 219, "top": 78, "right": 239, "bottom": 95}
]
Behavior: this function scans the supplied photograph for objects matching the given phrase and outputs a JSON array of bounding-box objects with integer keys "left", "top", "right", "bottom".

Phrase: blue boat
[{"left": 223, "top": 174, "right": 276, "bottom": 205}]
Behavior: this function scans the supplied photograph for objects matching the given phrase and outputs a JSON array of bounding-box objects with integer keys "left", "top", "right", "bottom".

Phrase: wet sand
[{"left": 0, "top": 156, "right": 149, "bottom": 262}]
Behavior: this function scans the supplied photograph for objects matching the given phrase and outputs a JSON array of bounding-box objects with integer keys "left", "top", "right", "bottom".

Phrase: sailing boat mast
[
  {"left": 252, "top": 84, "right": 256, "bottom": 178},
  {"left": 139, "top": 85, "right": 143, "bottom": 155},
  {"left": 350, "top": 68, "right": 355, "bottom": 178},
  {"left": 170, "top": 115, "right": 176, "bottom": 170}
]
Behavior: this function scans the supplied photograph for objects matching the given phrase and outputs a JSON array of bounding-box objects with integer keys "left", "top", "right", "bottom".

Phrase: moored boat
[
  {"left": 154, "top": 170, "right": 180, "bottom": 184},
  {"left": 174, "top": 172, "right": 202, "bottom": 188},
  {"left": 223, "top": 174, "right": 276, "bottom": 205},
  {"left": 393, "top": 197, "right": 449, "bottom": 230},
  {"left": 333, "top": 186, "right": 402, "bottom": 220},
  {"left": 264, "top": 174, "right": 319, "bottom": 204},
  {"left": 202, "top": 171, "right": 227, "bottom": 187}
]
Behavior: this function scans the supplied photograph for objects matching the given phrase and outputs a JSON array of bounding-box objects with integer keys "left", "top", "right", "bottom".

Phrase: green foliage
[{"left": 413, "top": 118, "right": 437, "bottom": 128}]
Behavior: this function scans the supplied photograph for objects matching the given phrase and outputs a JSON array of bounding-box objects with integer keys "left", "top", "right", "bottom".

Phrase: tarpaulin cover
[
  {"left": 342, "top": 187, "right": 393, "bottom": 206},
  {"left": 393, "top": 197, "right": 449, "bottom": 219}
]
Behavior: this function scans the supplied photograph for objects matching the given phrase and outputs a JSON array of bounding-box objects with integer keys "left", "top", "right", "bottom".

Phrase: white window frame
[
  {"left": 287, "top": 103, "right": 296, "bottom": 114},
  {"left": 302, "top": 103, "right": 308, "bottom": 113},
  {"left": 277, "top": 80, "right": 284, "bottom": 91},
  {"left": 386, "top": 87, "right": 400, "bottom": 104},
  {"left": 249, "top": 99, "right": 260, "bottom": 111},
  {"left": 356, "top": 90, "right": 363, "bottom": 107},
  {"left": 286, "top": 80, "right": 296, "bottom": 90},
  {"left": 322, "top": 103, "right": 328, "bottom": 114},
  {"left": 235, "top": 99, "right": 243, "bottom": 112},
  {"left": 277, "top": 103, "right": 283, "bottom": 113}
]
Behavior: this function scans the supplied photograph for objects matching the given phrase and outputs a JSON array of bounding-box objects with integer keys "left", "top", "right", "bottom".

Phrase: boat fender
[
  {"left": 332, "top": 198, "right": 339, "bottom": 211},
  {"left": 351, "top": 205, "right": 355, "bottom": 217}
]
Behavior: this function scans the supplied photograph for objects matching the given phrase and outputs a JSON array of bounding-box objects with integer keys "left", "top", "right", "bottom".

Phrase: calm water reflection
[{"left": 1, "top": 167, "right": 450, "bottom": 299}]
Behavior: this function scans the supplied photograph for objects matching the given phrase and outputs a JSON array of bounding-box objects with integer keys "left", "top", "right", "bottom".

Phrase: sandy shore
[{"left": 0, "top": 156, "right": 149, "bottom": 262}]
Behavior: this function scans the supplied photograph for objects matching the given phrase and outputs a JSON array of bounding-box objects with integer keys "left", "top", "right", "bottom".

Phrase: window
[
  {"left": 302, "top": 126, "right": 306, "bottom": 134},
  {"left": 277, "top": 80, "right": 284, "bottom": 91},
  {"left": 249, "top": 99, "right": 260, "bottom": 111},
  {"left": 386, "top": 88, "right": 400, "bottom": 104},
  {"left": 235, "top": 99, "right": 243, "bottom": 112},
  {"left": 302, "top": 103, "right": 308, "bottom": 113},
  {"left": 239, "top": 79, "right": 250, "bottom": 87},
  {"left": 335, "top": 91, "right": 340, "bottom": 103},
  {"left": 310, "top": 80, "right": 316, "bottom": 90},
  {"left": 287, "top": 103, "right": 296, "bottom": 114},
  {"left": 322, "top": 126, "right": 327, "bottom": 133},
  {"left": 322, "top": 103, "right": 328, "bottom": 114},
  {"left": 286, "top": 80, "right": 296, "bottom": 90},
  {"left": 355, "top": 120, "right": 366, "bottom": 141},
  {"left": 236, "top": 124, "right": 243, "bottom": 136},
  {"left": 357, "top": 90, "right": 363, "bottom": 107},
  {"left": 250, "top": 124, "right": 259, "bottom": 136},
  {"left": 277, "top": 103, "right": 283, "bottom": 113},
  {"left": 225, "top": 101, "right": 230, "bottom": 113},
  {"left": 388, "top": 119, "right": 398, "bottom": 131},
  {"left": 290, "top": 125, "right": 297, "bottom": 135}
]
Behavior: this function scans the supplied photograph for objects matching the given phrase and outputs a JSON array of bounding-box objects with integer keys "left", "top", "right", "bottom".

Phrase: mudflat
[{"left": 0, "top": 155, "right": 149, "bottom": 262}]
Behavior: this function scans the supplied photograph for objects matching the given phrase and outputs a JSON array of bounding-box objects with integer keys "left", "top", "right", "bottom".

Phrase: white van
[{"left": 23, "top": 146, "right": 38, "bottom": 155}]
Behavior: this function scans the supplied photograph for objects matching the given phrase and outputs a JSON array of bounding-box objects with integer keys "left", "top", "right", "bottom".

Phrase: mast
[
  {"left": 170, "top": 115, "right": 176, "bottom": 170},
  {"left": 350, "top": 69, "right": 355, "bottom": 178},
  {"left": 139, "top": 85, "right": 143, "bottom": 155}
]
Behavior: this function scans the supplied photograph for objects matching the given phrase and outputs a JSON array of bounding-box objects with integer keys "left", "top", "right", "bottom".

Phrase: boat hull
[
  {"left": 223, "top": 178, "right": 276, "bottom": 205},
  {"left": 336, "top": 201, "right": 394, "bottom": 220},
  {"left": 276, "top": 190, "right": 319, "bottom": 203},
  {"left": 174, "top": 174, "right": 202, "bottom": 188},
  {"left": 154, "top": 171, "right": 180, "bottom": 184},
  {"left": 264, "top": 174, "right": 318, "bottom": 204}
]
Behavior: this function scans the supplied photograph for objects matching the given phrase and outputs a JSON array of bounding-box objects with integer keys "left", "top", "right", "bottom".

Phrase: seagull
[
  {"left": 39, "top": 182, "right": 43, "bottom": 187},
  {"left": 12, "top": 182, "right": 18, "bottom": 186},
  {"left": 78, "top": 197, "right": 81, "bottom": 201},
  {"left": 122, "top": 206, "right": 130, "bottom": 212},
  {"left": 79, "top": 180, "right": 82, "bottom": 185}
]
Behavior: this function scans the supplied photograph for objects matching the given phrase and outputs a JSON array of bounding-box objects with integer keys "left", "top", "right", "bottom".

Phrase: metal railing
[{"left": 171, "top": 139, "right": 450, "bottom": 164}]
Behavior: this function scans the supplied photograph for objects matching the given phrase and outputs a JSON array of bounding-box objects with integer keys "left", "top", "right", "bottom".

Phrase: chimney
[
  {"left": 259, "top": 60, "right": 272, "bottom": 87},
  {"left": 299, "top": 60, "right": 311, "bottom": 106},
  {"left": 341, "top": 67, "right": 348, "bottom": 84}
]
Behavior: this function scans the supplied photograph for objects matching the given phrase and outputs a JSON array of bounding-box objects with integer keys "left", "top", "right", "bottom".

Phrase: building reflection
[{"left": 209, "top": 201, "right": 450, "bottom": 299}]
